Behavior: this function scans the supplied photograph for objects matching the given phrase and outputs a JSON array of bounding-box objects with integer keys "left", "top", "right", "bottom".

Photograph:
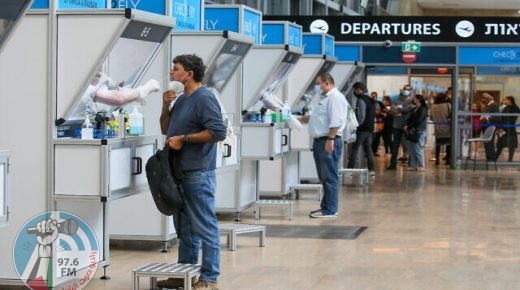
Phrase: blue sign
[
  {"left": 59, "top": 0, "right": 105, "bottom": 8},
  {"left": 367, "top": 67, "right": 407, "bottom": 75},
  {"left": 204, "top": 8, "right": 239, "bottom": 32},
  {"left": 262, "top": 22, "right": 301, "bottom": 48},
  {"left": 459, "top": 47, "right": 520, "bottom": 65},
  {"left": 287, "top": 23, "right": 301, "bottom": 48},
  {"left": 302, "top": 34, "right": 322, "bottom": 55},
  {"left": 334, "top": 44, "right": 360, "bottom": 61},
  {"left": 111, "top": 0, "right": 166, "bottom": 15},
  {"left": 243, "top": 9, "right": 261, "bottom": 44},
  {"left": 171, "top": 0, "right": 202, "bottom": 30},
  {"left": 32, "top": 0, "right": 49, "bottom": 8},
  {"left": 262, "top": 23, "right": 284, "bottom": 45},
  {"left": 477, "top": 66, "right": 520, "bottom": 75},
  {"left": 204, "top": 6, "right": 261, "bottom": 44},
  {"left": 324, "top": 34, "right": 334, "bottom": 57}
]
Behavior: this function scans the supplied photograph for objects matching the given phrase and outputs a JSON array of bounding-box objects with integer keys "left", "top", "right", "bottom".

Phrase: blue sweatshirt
[{"left": 166, "top": 86, "right": 227, "bottom": 171}]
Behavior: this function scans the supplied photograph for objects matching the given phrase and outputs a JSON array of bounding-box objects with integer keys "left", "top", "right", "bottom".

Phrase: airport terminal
[{"left": 1, "top": 0, "right": 520, "bottom": 289}]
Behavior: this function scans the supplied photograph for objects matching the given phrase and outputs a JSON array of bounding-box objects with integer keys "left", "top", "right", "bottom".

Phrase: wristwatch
[
  {"left": 183, "top": 134, "right": 189, "bottom": 143},
  {"left": 327, "top": 136, "right": 335, "bottom": 140}
]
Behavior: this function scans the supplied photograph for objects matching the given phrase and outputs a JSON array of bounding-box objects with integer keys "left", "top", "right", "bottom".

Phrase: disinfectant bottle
[
  {"left": 128, "top": 106, "right": 144, "bottom": 135},
  {"left": 81, "top": 115, "right": 94, "bottom": 140}
]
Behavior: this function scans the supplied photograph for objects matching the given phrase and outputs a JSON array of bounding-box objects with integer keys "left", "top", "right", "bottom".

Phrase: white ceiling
[{"left": 417, "top": 0, "right": 520, "bottom": 10}]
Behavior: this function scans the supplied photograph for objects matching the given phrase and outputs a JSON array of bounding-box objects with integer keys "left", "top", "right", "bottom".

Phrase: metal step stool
[
  {"left": 218, "top": 223, "right": 266, "bottom": 251},
  {"left": 133, "top": 263, "right": 200, "bottom": 290},
  {"left": 338, "top": 168, "right": 369, "bottom": 186},
  {"left": 255, "top": 199, "right": 292, "bottom": 220},
  {"left": 290, "top": 183, "right": 323, "bottom": 200}
]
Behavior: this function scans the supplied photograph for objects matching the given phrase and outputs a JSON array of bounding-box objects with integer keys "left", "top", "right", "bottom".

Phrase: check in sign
[{"left": 401, "top": 42, "right": 421, "bottom": 53}]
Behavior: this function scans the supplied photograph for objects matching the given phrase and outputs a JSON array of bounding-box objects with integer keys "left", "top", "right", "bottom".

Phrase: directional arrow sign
[{"left": 401, "top": 42, "right": 421, "bottom": 53}]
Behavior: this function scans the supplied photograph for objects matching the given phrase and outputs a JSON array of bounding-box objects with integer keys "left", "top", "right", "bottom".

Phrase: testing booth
[{"left": 51, "top": 7, "right": 175, "bottom": 277}]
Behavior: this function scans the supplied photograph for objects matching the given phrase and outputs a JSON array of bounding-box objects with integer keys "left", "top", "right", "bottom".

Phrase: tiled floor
[{"left": 87, "top": 155, "right": 520, "bottom": 290}]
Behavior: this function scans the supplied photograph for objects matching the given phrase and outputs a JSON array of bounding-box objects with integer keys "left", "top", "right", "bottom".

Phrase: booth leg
[{"left": 101, "top": 265, "right": 111, "bottom": 280}]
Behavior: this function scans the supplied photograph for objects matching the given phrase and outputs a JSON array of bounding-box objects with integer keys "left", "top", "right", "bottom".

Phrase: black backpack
[{"left": 145, "top": 146, "right": 183, "bottom": 215}]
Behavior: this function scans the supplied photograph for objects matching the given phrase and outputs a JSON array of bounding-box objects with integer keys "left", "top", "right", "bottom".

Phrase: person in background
[
  {"left": 347, "top": 83, "right": 376, "bottom": 176},
  {"left": 381, "top": 96, "right": 393, "bottom": 155},
  {"left": 371, "top": 91, "right": 385, "bottom": 157},
  {"left": 480, "top": 92, "right": 500, "bottom": 161},
  {"left": 472, "top": 104, "right": 482, "bottom": 138},
  {"left": 303, "top": 72, "right": 348, "bottom": 218},
  {"left": 387, "top": 84, "right": 413, "bottom": 170},
  {"left": 446, "top": 87, "right": 453, "bottom": 102},
  {"left": 430, "top": 93, "right": 451, "bottom": 166},
  {"left": 404, "top": 94, "right": 428, "bottom": 171},
  {"left": 496, "top": 96, "right": 520, "bottom": 161},
  {"left": 158, "top": 54, "right": 226, "bottom": 290}
]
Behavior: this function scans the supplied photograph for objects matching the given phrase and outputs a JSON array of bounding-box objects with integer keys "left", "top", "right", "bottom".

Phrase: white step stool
[
  {"left": 339, "top": 168, "right": 369, "bottom": 186},
  {"left": 290, "top": 183, "right": 323, "bottom": 200},
  {"left": 218, "top": 223, "right": 266, "bottom": 251},
  {"left": 255, "top": 199, "right": 292, "bottom": 220},
  {"left": 133, "top": 263, "right": 200, "bottom": 290}
]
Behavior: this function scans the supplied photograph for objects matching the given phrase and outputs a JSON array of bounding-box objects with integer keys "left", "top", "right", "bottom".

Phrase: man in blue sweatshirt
[{"left": 159, "top": 54, "right": 226, "bottom": 290}]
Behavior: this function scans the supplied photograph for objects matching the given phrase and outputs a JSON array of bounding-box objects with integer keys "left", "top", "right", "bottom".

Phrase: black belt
[{"left": 314, "top": 136, "right": 340, "bottom": 141}]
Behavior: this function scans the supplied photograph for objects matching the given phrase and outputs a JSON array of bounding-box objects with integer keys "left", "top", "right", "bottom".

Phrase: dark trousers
[
  {"left": 389, "top": 129, "right": 404, "bottom": 167},
  {"left": 496, "top": 134, "right": 517, "bottom": 161},
  {"left": 382, "top": 127, "right": 393, "bottom": 154},
  {"left": 347, "top": 131, "right": 375, "bottom": 171},
  {"left": 484, "top": 132, "right": 496, "bottom": 161},
  {"left": 372, "top": 132, "right": 383, "bottom": 153}
]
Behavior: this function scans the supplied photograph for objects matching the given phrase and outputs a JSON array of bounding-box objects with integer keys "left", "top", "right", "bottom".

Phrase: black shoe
[{"left": 386, "top": 166, "right": 396, "bottom": 170}]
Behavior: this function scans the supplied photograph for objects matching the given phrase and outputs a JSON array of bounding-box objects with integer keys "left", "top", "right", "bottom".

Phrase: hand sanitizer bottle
[
  {"left": 129, "top": 106, "right": 144, "bottom": 135},
  {"left": 81, "top": 115, "right": 94, "bottom": 139}
]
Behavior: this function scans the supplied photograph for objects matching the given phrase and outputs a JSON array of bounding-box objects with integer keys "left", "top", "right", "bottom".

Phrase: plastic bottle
[
  {"left": 128, "top": 106, "right": 144, "bottom": 135},
  {"left": 283, "top": 101, "right": 292, "bottom": 121},
  {"left": 81, "top": 115, "right": 94, "bottom": 140}
]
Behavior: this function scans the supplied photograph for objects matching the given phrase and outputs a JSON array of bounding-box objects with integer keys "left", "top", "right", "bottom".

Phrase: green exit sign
[{"left": 401, "top": 42, "right": 421, "bottom": 53}]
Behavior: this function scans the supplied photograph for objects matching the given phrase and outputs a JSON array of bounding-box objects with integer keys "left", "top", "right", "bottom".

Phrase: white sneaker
[
  {"left": 138, "top": 79, "right": 160, "bottom": 97},
  {"left": 309, "top": 211, "right": 337, "bottom": 218},
  {"left": 369, "top": 171, "right": 376, "bottom": 176}
]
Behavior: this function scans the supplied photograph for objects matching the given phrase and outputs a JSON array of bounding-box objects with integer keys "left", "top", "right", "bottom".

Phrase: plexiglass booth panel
[
  {"left": 0, "top": 0, "right": 33, "bottom": 55},
  {"left": 57, "top": 11, "right": 173, "bottom": 125},
  {"left": 291, "top": 59, "right": 336, "bottom": 115},
  {"left": 203, "top": 39, "right": 251, "bottom": 93}
]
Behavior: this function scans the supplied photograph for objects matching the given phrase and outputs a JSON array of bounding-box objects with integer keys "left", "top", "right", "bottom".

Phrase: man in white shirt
[{"left": 305, "top": 72, "right": 348, "bottom": 218}]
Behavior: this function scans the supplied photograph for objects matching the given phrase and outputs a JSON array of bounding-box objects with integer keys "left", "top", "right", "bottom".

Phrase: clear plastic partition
[
  {"left": 292, "top": 60, "right": 335, "bottom": 115},
  {"left": 204, "top": 39, "right": 252, "bottom": 93},
  {"left": 247, "top": 51, "right": 301, "bottom": 111},
  {"left": 0, "top": 0, "right": 33, "bottom": 54},
  {"left": 67, "top": 37, "right": 161, "bottom": 122}
]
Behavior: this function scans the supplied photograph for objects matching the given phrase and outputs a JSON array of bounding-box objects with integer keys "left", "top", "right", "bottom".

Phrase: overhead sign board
[
  {"left": 111, "top": 0, "right": 166, "bottom": 15},
  {"left": 263, "top": 16, "right": 520, "bottom": 43}
]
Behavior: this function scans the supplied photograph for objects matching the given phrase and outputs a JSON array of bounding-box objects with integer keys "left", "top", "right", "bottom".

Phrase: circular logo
[
  {"left": 13, "top": 211, "right": 99, "bottom": 290},
  {"left": 402, "top": 52, "right": 417, "bottom": 63},
  {"left": 310, "top": 19, "right": 329, "bottom": 33},
  {"left": 455, "top": 20, "right": 475, "bottom": 38}
]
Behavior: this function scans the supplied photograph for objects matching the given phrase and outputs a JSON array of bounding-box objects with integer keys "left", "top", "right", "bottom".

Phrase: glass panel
[
  {"left": 292, "top": 60, "right": 335, "bottom": 115},
  {"left": 248, "top": 51, "right": 300, "bottom": 111},
  {"left": 203, "top": 40, "right": 251, "bottom": 93},
  {"left": 68, "top": 37, "right": 161, "bottom": 122},
  {"left": 0, "top": 0, "right": 31, "bottom": 52}
]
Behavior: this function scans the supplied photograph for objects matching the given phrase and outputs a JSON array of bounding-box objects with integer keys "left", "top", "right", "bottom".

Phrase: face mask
[
  {"left": 402, "top": 90, "right": 411, "bottom": 97},
  {"left": 169, "top": 81, "right": 184, "bottom": 95}
]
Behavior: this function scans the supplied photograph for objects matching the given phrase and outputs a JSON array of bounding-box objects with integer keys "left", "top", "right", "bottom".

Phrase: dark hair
[
  {"left": 173, "top": 54, "right": 206, "bottom": 82},
  {"left": 506, "top": 96, "right": 516, "bottom": 105},
  {"left": 316, "top": 72, "right": 335, "bottom": 84},
  {"left": 434, "top": 93, "right": 448, "bottom": 104},
  {"left": 352, "top": 81, "right": 366, "bottom": 92},
  {"left": 414, "top": 94, "right": 427, "bottom": 107},
  {"left": 383, "top": 95, "right": 392, "bottom": 105}
]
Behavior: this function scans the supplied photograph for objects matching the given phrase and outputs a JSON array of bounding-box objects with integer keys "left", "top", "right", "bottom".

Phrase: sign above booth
[
  {"left": 58, "top": 0, "right": 105, "bottom": 8},
  {"left": 264, "top": 16, "right": 520, "bottom": 43},
  {"left": 111, "top": 0, "right": 166, "bottom": 15},
  {"left": 171, "top": 0, "right": 202, "bottom": 30},
  {"left": 204, "top": 5, "right": 261, "bottom": 44},
  {"left": 459, "top": 47, "right": 520, "bottom": 65}
]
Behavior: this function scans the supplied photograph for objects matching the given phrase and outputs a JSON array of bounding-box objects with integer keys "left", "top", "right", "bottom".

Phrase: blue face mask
[{"left": 402, "top": 90, "right": 411, "bottom": 97}]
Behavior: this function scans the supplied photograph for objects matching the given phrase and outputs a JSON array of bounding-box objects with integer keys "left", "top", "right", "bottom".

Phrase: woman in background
[
  {"left": 496, "top": 96, "right": 520, "bottom": 161},
  {"left": 404, "top": 94, "right": 428, "bottom": 171}
]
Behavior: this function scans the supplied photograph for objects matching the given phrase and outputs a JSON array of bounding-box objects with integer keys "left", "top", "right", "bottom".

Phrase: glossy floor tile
[{"left": 87, "top": 155, "right": 520, "bottom": 290}]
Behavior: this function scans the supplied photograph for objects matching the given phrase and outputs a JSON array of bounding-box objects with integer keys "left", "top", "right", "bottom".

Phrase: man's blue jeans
[
  {"left": 405, "top": 130, "right": 427, "bottom": 169},
  {"left": 176, "top": 169, "right": 220, "bottom": 282},
  {"left": 313, "top": 138, "right": 343, "bottom": 215}
]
